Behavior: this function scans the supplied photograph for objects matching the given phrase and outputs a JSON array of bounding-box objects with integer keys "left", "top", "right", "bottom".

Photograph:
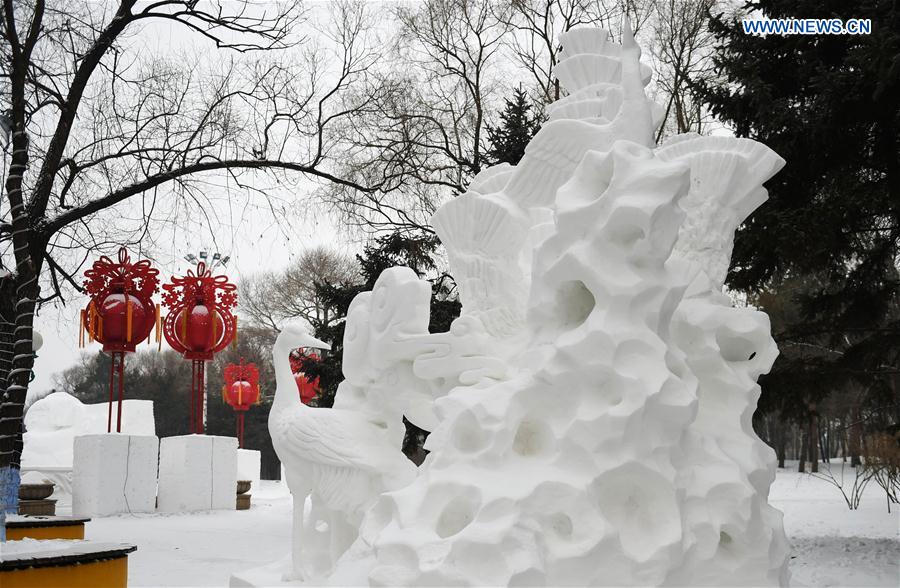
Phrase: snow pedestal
[
  {"left": 237, "top": 449, "right": 261, "bottom": 489},
  {"left": 157, "top": 435, "right": 237, "bottom": 512},
  {"left": 72, "top": 434, "right": 159, "bottom": 517}
]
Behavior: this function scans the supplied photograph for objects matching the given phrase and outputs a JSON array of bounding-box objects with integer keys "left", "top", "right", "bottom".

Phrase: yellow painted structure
[
  {"left": 0, "top": 555, "right": 128, "bottom": 588},
  {"left": 7, "top": 521, "right": 85, "bottom": 540}
]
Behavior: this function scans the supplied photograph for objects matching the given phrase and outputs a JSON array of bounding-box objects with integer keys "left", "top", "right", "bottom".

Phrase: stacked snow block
[
  {"left": 72, "top": 434, "right": 159, "bottom": 517},
  {"left": 236, "top": 449, "right": 261, "bottom": 488},
  {"left": 157, "top": 435, "right": 238, "bottom": 512}
]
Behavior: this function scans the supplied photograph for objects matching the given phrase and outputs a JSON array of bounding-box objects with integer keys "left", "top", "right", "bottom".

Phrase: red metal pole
[
  {"left": 116, "top": 352, "right": 125, "bottom": 433},
  {"left": 107, "top": 353, "right": 115, "bottom": 433},
  {"left": 195, "top": 361, "right": 206, "bottom": 434},
  {"left": 189, "top": 361, "right": 196, "bottom": 434}
]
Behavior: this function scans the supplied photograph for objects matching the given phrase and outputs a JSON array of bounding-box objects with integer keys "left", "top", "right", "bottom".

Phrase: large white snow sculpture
[{"left": 259, "top": 22, "right": 791, "bottom": 588}]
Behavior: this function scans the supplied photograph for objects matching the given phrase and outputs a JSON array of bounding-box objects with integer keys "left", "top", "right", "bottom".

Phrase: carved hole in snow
[
  {"left": 608, "top": 223, "right": 646, "bottom": 248},
  {"left": 593, "top": 464, "right": 681, "bottom": 560},
  {"left": 453, "top": 411, "right": 488, "bottom": 453},
  {"left": 719, "top": 531, "right": 732, "bottom": 546},
  {"left": 552, "top": 280, "right": 595, "bottom": 331},
  {"left": 513, "top": 419, "right": 550, "bottom": 457},
  {"left": 716, "top": 331, "right": 756, "bottom": 363},
  {"left": 550, "top": 512, "right": 573, "bottom": 538},
  {"left": 436, "top": 496, "right": 478, "bottom": 538}
]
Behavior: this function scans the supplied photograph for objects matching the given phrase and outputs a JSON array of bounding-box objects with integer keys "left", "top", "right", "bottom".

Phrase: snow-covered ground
[
  {"left": 769, "top": 464, "right": 899, "bottom": 587},
  {"left": 72, "top": 464, "right": 898, "bottom": 587}
]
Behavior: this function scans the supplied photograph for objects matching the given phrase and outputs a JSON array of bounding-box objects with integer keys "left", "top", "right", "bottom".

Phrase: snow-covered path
[{"left": 81, "top": 466, "right": 898, "bottom": 587}]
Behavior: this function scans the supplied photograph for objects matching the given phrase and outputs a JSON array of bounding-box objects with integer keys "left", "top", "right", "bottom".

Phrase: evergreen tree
[
  {"left": 484, "top": 87, "right": 543, "bottom": 166},
  {"left": 694, "top": 1, "right": 900, "bottom": 444}
]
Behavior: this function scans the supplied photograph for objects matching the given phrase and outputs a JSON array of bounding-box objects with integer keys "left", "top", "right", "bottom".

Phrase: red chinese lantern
[
  {"left": 289, "top": 350, "right": 320, "bottom": 405},
  {"left": 162, "top": 261, "right": 237, "bottom": 434},
  {"left": 222, "top": 360, "right": 260, "bottom": 448},
  {"left": 79, "top": 248, "right": 161, "bottom": 433}
]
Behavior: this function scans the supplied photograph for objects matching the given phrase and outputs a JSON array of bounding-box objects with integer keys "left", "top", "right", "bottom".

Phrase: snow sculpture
[
  {"left": 260, "top": 22, "right": 791, "bottom": 588},
  {"left": 22, "top": 392, "right": 155, "bottom": 468},
  {"left": 269, "top": 322, "right": 417, "bottom": 580}
]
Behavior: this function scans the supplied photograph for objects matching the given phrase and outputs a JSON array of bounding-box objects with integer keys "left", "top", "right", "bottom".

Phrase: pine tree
[
  {"left": 484, "top": 87, "right": 543, "bottom": 166},
  {"left": 694, "top": 1, "right": 900, "bottom": 446}
]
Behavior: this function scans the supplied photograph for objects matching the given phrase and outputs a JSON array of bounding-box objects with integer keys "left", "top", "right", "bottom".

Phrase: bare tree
[
  {"left": 323, "top": 0, "right": 511, "bottom": 235},
  {"left": 501, "top": 0, "right": 656, "bottom": 105},
  {"left": 240, "top": 246, "right": 358, "bottom": 332},
  {"left": 650, "top": 0, "right": 721, "bottom": 140},
  {"left": 0, "top": 0, "right": 399, "bottom": 513}
]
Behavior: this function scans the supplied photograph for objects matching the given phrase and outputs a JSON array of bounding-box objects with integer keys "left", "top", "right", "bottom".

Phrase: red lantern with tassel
[
  {"left": 162, "top": 261, "right": 237, "bottom": 434},
  {"left": 222, "top": 360, "right": 260, "bottom": 448},
  {"left": 289, "top": 350, "right": 320, "bottom": 405},
  {"left": 80, "top": 248, "right": 161, "bottom": 433}
]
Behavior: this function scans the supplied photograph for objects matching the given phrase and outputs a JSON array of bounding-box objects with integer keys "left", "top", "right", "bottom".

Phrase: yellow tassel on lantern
[
  {"left": 211, "top": 307, "right": 218, "bottom": 343},
  {"left": 87, "top": 304, "right": 96, "bottom": 343},
  {"left": 78, "top": 309, "right": 85, "bottom": 348},
  {"left": 154, "top": 304, "right": 161, "bottom": 345},
  {"left": 181, "top": 308, "right": 188, "bottom": 342},
  {"left": 126, "top": 296, "right": 133, "bottom": 343}
]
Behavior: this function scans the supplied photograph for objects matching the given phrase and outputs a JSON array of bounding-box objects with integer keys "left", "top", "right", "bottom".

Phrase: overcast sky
[{"left": 29, "top": 2, "right": 362, "bottom": 396}]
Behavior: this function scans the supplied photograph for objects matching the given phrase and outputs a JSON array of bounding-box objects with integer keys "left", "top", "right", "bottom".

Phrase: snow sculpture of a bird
[{"left": 268, "top": 322, "right": 417, "bottom": 580}]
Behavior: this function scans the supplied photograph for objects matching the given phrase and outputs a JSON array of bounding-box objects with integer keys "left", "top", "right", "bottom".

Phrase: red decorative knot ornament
[
  {"left": 79, "top": 248, "right": 161, "bottom": 433},
  {"left": 222, "top": 360, "right": 261, "bottom": 448},
  {"left": 289, "top": 350, "right": 321, "bottom": 405},
  {"left": 162, "top": 261, "right": 238, "bottom": 434}
]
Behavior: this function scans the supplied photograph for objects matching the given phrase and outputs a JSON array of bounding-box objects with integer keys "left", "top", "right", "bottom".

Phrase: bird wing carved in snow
[
  {"left": 655, "top": 134, "right": 785, "bottom": 288},
  {"left": 431, "top": 192, "right": 531, "bottom": 339},
  {"left": 274, "top": 407, "right": 414, "bottom": 482}
]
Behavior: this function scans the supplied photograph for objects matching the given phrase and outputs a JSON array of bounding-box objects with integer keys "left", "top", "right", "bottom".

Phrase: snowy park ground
[{"left": 75, "top": 463, "right": 898, "bottom": 587}]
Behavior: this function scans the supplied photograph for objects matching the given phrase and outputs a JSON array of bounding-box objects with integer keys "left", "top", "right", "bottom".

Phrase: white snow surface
[
  {"left": 58, "top": 467, "right": 896, "bottom": 587},
  {"left": 22, "top": 391, "right": 155, "bottom": 468}
]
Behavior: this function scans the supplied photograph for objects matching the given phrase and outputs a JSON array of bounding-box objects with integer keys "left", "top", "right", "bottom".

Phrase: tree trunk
[
  {"left": 777, "top": 419, "right": 786, "bottom": 468},
  {"left": 798, "top": 428, "right": 808, "bottom": 473},
  {"left": 850, "top": 400, "right": 862, "bottom": 467},
  {"left": 809, "top": 406, "right": 819, "bottom": 473}
]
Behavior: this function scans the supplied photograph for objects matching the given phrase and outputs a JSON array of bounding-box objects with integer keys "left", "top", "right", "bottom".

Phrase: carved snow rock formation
[{"left": 271, "top": 23, "right": 791, "bottom": 587}]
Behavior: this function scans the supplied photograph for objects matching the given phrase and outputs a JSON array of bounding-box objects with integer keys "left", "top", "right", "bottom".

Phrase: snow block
[
  {"left": 72, "top": 434, "right": 158, "bottom": 517},
  {"left": 212, "top": 436, "right": 239, "bottom": 510},
  {"left": 157, "top": 435, "right": 237, "bottom": 512},
  {"left": 236, "top": 449, "right": 261, "bottom": 489}
]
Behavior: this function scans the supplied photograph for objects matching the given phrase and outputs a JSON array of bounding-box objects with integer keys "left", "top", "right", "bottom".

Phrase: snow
[
  {"left": 157, "top": 435, "right": 238, "bottom": 512},
  {"left": 72, "top": 434, "right": 159, "bottom": 516},
  {"left": 770, "top": 463, "right": 899, "bottom": 587},
  {"left": 0, "top": 538, "right": 84, "bottom": 559},
  {"left": 22, "top": 391, "right": 155, "bottom": 468},
  {"left": 45, "top": 466, "right": 891, "bottom": 587}
]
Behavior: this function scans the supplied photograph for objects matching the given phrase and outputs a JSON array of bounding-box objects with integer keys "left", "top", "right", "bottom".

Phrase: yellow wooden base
[
  {"left": 0, "top": 555, "right": 128, "bottom": 588},
  {"left": 7, "top": 523, "right": 85, "bottom": 540}
]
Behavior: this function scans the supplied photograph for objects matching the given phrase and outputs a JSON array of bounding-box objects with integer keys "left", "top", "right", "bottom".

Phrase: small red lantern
[
  {"left": 289, "top": 350, "right": 320, "bottom": 405},
  {"left": 79, "top": 248, "right": 160, "bottom": 433},
  {"left": 222, "top": 360, "right": 260, "bottom": 448},
  {"left": 162, "top": 261, "right": 237, "bottom": 434}
]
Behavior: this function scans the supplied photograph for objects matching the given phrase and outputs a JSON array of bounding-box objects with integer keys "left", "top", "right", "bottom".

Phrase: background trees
[
  {"left": 0, "top": 0, "right": 404, "bottom": 501},
  {"left": 694, "top": 0, "right": 900, "bottom": 478}
]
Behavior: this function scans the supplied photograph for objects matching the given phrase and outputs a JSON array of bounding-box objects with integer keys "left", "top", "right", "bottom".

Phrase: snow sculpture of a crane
[{"left": 268, "top": 323, "right": 417, "bottom": 580}]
